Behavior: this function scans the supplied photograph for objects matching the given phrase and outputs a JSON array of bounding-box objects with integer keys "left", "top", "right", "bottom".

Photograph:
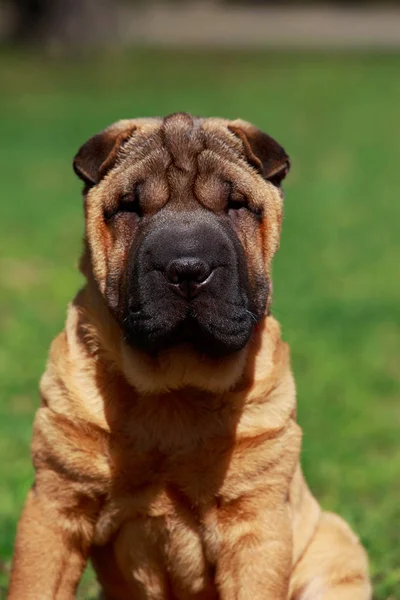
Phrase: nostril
[
  {"left": 166, "top": 258, "right": 211, "bottom": 286},
  {"left": 193, "top": 268, "right": 208, "bottom": 283}
]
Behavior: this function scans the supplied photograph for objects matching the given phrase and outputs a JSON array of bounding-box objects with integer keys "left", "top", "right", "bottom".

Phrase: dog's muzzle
[{"left": 121, "top": 210, "right": 260, "bottom": 356}]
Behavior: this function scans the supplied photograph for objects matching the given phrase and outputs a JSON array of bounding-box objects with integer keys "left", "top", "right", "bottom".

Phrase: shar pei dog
[{"left": 9, "top": 113, "right": 371, "bottom": 600}]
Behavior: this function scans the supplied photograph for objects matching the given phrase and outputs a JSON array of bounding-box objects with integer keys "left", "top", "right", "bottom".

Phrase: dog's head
[{"left": 74, "top": 113, "right": 289, "bottom": 390}]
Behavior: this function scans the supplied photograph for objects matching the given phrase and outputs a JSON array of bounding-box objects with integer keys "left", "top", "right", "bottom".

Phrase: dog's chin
[
  {"left": 120, "top": 341, "right": 249, "bottom": 395},
  {"left": 118, "top": 315, "right": 254, "bottom": 394}
]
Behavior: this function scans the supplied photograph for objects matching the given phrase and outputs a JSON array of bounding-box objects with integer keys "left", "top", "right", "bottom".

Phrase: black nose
[{"left": 166, "top": 257, "right": 212, "bottom": 299}]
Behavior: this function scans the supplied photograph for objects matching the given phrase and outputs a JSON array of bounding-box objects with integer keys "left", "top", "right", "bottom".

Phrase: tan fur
[{"left": 9, "top": 115, "right": 370, "bottom": 599}]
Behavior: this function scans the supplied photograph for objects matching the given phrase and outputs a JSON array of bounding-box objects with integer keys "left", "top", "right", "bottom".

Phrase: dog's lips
[{"left": 121, "top": 304, "right": 254, "bottom": 357}]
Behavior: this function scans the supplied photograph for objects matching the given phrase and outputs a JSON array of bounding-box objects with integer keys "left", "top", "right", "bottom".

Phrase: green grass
[{"left": 0, "top": 49, "right": 399, "bottom": 599}]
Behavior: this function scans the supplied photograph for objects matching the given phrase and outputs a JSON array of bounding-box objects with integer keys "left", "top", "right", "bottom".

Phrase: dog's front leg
[
  {"left": 215, "top": 501, "right": 292, "bottom": 600},
  {"left": 8, "top": 469, "right": 99, "bottom": 600}
]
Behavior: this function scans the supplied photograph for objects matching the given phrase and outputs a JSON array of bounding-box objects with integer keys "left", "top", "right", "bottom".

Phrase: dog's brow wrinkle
[
  {"left": 161, "top": 113, "right": 204, "bottom": 173},
  {"left": 120, "top": 126, "right": 167, "bottom": 165}
]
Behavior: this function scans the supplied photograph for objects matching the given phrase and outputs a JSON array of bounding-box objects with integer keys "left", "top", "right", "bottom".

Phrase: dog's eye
[
  {"left": 225, "top": 182, "right": 263, "bottom": 218},
  {"left": 105, "top": 185, "right": 142, "bottom": 221},
  {"left": 118, "top": 185, "right": 142, "bottom": 217}
]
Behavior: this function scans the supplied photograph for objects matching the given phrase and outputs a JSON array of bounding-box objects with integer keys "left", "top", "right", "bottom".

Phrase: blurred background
[{"left": 1, "top": 1, "right": 399, "bottom": 598}]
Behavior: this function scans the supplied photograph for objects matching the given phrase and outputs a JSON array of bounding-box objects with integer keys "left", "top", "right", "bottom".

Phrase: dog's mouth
[{"left": 121, "top": 303, "right": 255, "bottom": 358}]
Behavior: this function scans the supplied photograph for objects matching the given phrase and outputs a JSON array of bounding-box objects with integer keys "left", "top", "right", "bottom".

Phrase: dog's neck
[{"left": 54, "top": 282, "right": 296, "bottom": 442}]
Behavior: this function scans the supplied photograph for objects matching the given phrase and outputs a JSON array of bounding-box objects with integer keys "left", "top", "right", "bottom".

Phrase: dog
[{"left": 9, "top": 113, "right": 371, "bottom": 599}]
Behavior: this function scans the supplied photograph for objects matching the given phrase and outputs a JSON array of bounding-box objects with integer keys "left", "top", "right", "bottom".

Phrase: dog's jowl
[{"left": 9, "top": 114, "right": 371, "bottom": 599}]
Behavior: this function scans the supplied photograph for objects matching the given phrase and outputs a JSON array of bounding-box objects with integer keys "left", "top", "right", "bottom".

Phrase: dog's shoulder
[{"left": 32, "top": 293, "right": 114, "bottom": 488}]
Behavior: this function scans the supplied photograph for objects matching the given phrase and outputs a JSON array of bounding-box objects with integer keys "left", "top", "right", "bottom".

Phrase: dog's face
[{"left": 74, "top": 113, "right": 289, "bottom": 360}]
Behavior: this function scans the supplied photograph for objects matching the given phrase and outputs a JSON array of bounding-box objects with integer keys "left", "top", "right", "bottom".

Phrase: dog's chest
[
  {"left": 91, "top": 396, "right": 298, "bottom": 597},
  {"left": 93, "top": 455, "right": 222, "bottom": 599},
  {"left": 91, "top": 416, "right": 237, "bottom": 597},
  {"left": 103, "top": 396, "right": 238, "bottom": 505}
]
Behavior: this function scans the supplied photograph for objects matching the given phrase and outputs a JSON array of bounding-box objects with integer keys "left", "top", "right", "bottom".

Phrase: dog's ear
[
  {"left": 73, "top": 120, "right": 137, "bottom": 187},
  {"left": 228, "top": 120, "right": 290, "bottom": 186}
]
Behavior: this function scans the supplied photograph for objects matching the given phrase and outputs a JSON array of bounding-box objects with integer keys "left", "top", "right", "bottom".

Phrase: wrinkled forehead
[
  {"left": 106, "top": 114, "right": 264, "bottom": 210},
  {"left": 126, "top": 113, "right": 240, "bottom": 154},
  {"left": 118, "top": 114, "right": 245, "bottom": 176}
]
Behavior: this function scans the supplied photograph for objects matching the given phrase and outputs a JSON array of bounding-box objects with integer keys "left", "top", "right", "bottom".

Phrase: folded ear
[
  {"left": 73, "top": 120, "right": 137, "bottom": 186},
  {"left": 228, "top": 120, "right": 290, "bottom": 186}
]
